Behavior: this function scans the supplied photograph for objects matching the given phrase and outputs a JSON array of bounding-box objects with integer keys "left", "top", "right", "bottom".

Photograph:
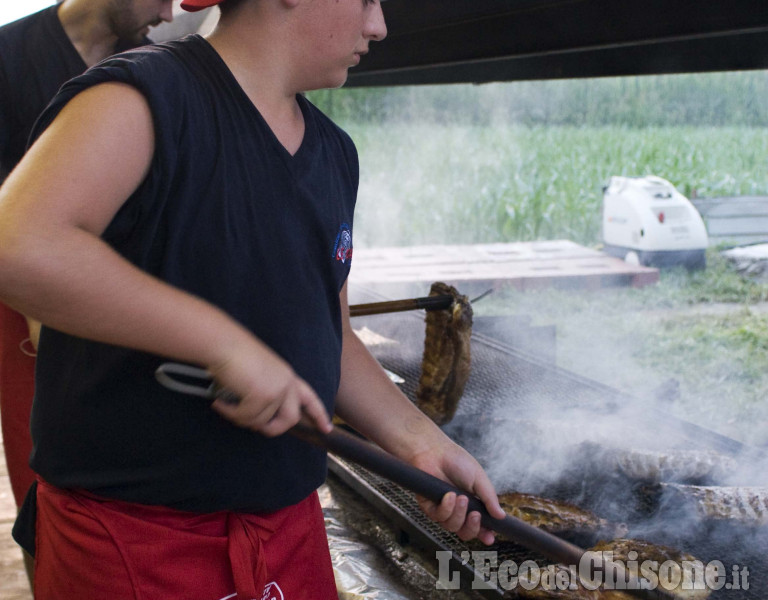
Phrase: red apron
[
  {"left": 0, "top": 304, "right": 36, "bottom": 507},
  {"left": 34, "top": 479, "right": 338, "bottom": 600}
]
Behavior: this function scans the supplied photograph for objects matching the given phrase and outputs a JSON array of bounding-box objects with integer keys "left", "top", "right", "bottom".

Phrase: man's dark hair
[{"left": 218, "top": 0, "right": 250, "bottom": 15}]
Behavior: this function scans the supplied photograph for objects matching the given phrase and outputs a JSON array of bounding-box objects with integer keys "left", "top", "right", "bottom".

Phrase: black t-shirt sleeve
[
  {"left": 0, "top": 7, "right": 87, "bottom": 179},
  {"left": 0, "top": 47, "right": 13, "bottom": 180}
]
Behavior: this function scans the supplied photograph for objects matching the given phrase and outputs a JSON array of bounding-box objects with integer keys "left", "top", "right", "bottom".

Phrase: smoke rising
[
  {"left": 338, "top": 73, "right": 768, "bottom": 586},
  {"left": 441, "top": 293, "right": 768, "bottom": 571}
]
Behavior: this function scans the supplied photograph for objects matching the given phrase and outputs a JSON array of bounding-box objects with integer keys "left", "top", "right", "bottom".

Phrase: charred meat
[
  {"left": 415, "top": 282, "right": 472, "bottom": 425},
  {"left": 512, "top": 562, "right": 655, "bottom": 600},
  {"left": 574, "top": 442, "right": 739, "bottom": 485},
  {"left": 496, "top": 492, "right": 628, "bottom": 542},
  {"left": 614, "top": 448, "right": 738, "bottom": 484},
  {"left": 513, "top": 564, "right": 603, "bottom": 599},
  {"left": 588, "top": 538, "right": 711, "bottom": 599},
  {"left": 658, "top": 483, "right": 768, "bottom": 525}
]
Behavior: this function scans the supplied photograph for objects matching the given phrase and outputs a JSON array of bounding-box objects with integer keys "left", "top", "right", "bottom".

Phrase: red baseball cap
[{"left": 180, "top": 0, "right": 224, "bottom": 12}]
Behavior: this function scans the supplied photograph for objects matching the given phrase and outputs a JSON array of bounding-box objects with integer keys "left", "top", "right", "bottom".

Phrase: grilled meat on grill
[
  {"left": 415, "top": 282, "right": 472, "bottom": 425},
  {"left": 615, "top": 448, "right": 738, "bottom": 484},
  {"left": 496, "top": 492, "right": 628, "bottom": 541},
  {"left": 589, "top": 538, "right": 711, "bottom": 599},
  {"left": 513, "top": 563, "right": 660, "bottom": 600},
  {"left": 514, "top": 564, "right": 603, "bottom": 599},
  {"left": 658, "top": 483, "right": 768, "bottom": 525}
]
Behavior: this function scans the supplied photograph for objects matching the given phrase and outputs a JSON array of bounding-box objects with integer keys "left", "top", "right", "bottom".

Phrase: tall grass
[
  {"left": 307, "top": 71, "right": 768, "bottom": 249},
  {"left": 341, "top": 123, "right": 768, "bottom": 248},
  {"left": 311, "top": 71, "right": 768, "bottom": 127}
]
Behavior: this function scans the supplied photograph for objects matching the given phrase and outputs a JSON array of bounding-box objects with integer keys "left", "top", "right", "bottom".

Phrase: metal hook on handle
[{"left": 155, "top": 362, "right": 240, "bottom": 405}]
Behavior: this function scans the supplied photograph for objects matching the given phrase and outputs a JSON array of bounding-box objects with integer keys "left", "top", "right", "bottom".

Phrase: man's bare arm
[
  {"left": 0, "top": 82, "right": 329, "bottom": 436},
  {"left": 334, "top": 282, "right": 504, "bottom": 543}
]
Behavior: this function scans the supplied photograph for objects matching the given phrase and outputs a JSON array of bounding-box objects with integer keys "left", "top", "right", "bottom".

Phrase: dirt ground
[{"left": 0, "top": 438, "right": 32, "bottom": 600}]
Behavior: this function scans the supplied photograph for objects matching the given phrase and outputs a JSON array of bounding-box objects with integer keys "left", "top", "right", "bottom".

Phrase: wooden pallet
[{"left": 349, "top": 240, "right": 659, "bottom": 292}]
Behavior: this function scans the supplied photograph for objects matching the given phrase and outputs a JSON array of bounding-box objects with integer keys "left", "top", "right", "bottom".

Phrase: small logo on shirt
[
  {"left": 262, "top": 582, "right": 284, "bottom": 600},
  {"left": 332, "top": 223, "right": 353, "bottom": 264}
]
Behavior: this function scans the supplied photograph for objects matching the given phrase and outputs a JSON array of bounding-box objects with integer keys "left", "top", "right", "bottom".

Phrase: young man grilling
[{"left": 0, "top": 0, "right": 505, "bottom": 596}]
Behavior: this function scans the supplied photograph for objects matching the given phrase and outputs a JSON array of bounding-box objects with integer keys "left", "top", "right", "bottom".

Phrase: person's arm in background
[
  {"left": 0, "top": 55, "right": 11, "bottom": 183},
  {"left": 334, "top": 281, "right": 506, "bottom": 544},
  {"left": 0, "top": 52, "right": 43, "bottom": 352},
  {"left": 0, "top": 81, "right": 330, "bottom": 437}
]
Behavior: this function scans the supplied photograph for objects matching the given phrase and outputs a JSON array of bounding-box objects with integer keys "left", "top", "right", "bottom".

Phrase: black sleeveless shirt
[{"left": 28, "top": 35, "right": 358, "bottom": 513}]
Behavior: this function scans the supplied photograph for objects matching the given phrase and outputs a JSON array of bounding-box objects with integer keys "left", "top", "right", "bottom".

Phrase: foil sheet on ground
[
  {"left": 416, "top": 282, "right": 473, "bottom": 425},
  {"left": 326, "top": 519, "right": 414, "bottom": 600},
  {"left": 320, "top": 483, "right": 429, "bottom": 600}
]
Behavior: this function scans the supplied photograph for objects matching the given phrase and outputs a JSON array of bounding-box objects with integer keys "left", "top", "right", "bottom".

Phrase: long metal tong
[{"left": 155, "top": 363, "right": 677, "bottom": 600}]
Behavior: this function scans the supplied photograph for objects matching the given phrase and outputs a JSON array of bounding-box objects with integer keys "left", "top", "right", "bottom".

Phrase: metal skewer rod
[{"left": 349, "top": 294, "right": 454, "bottom": 317}]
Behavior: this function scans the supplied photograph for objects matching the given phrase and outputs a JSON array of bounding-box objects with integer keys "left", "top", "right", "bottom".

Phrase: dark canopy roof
[{"left": 347, "top": 0, "right": 768, "bottom": 87}]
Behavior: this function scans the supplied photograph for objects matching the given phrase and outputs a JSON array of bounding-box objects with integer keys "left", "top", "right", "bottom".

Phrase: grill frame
[
  {"left": 338, "top": 302, "right": 767, "bottom": 598},
  {"left": 329, "top": 455, "right": 507, "bottom": 598}
]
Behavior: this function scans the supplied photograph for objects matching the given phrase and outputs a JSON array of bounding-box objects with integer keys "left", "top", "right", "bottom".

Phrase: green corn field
[
  {"left": 344, "top": 123, "right": 768, "bottom": 248},
  {"left": 309, "top": 72, "right": 768, "bottom": 249}
]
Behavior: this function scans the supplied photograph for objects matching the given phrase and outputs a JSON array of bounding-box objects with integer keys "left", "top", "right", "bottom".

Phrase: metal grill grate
[
  {"left": 329, "top": 455, "right": 549, "bottom": 599},
  {"left": 337, "top": 305, "right": 767, "bottom": 598}
]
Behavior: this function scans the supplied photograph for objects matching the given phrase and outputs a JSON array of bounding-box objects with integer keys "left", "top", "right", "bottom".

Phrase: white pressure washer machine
[{"left": 602, "top": 175, "right": 709, "bottom": 270}]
